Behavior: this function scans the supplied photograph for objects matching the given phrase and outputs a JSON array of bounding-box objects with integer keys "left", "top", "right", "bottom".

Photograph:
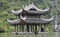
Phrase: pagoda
[{"left": 7, "top": 3, "right": 54, "bottom": 34}]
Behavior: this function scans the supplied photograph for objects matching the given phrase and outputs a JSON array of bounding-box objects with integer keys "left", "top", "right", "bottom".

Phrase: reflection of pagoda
[{"left": 7, "top": 3, "right": 54, "bottom": 34}]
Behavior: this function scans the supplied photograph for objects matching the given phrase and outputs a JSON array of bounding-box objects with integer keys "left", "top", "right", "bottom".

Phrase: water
[{"left": 0, "top": 32, "right": 59, "bottom": 37}]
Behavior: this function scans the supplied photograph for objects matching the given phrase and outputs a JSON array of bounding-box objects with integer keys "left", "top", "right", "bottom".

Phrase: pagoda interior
[{"left": 7, "top": 3, "right": 54, "bottom": 34}]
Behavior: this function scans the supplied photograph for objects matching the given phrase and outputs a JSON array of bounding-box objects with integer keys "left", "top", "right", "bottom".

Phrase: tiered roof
[{"left": 7, "top": 3, "right": 54, "bottom": 24}]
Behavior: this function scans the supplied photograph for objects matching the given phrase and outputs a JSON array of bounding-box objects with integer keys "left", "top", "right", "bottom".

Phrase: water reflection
[{"left": 0, "top": 32, "right": 59, "bottom": 37}]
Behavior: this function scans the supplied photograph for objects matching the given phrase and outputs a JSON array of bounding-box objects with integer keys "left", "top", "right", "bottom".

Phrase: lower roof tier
[
  {"left": 7, "top": 19, "right": 20, "bottom": 25},
  {"left": 21, "top": 17, "right": 54, "bottom": 24},
  {"left": 7, "top": 16, "right": 54, "bottom": 25}
]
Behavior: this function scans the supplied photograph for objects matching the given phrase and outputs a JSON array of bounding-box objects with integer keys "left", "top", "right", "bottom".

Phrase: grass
[{"left": 0, "top": 32, "right": 59, "bottom": 37}]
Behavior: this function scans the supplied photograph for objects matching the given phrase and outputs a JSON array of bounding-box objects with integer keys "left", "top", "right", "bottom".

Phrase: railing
[{"left": 0, "top": 32, "right": 60, "bottom": 37}]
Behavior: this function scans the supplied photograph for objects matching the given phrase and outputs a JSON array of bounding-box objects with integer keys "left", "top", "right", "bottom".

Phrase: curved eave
[
  {"left": 37, "top": 8, "right": 49, "bottom": 12},
  {"left": 25, "top": 10, "right": 47, "bottom": 15},
  {"left": 21, "top": 17, "right": 54, "bottom": 24},
  {"left": 11, "top": 9, "right": 22, "bottom": 15},
  {"left": 24, "top": 8, "right": 49, "bottom": 12},
  {"left": 7, "top": 19, "right": 20, "bottom": 25},
  {"left": 40, "top": 16, "right": 54, "bottom": 21},
  {"left": 24, "top": 8, "right": 49, "bottom": 14}
]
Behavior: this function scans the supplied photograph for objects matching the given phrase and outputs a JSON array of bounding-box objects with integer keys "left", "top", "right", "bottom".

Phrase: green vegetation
[{"left": 0, "top": 0, "right": 59, "bottom": 32}]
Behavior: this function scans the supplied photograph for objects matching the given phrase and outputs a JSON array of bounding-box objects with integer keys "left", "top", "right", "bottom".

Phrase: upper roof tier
[{"left": 12, "top": 3, "right": 49, "bottom": 15}]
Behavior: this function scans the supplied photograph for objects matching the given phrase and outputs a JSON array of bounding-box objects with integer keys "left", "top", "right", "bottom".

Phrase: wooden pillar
[
  {"left": 26, "top": 24, "right": 29, "bottom": 32},
  {"left": 20, "top": 25, "right": 24, "bottom": 32},
  {"left": 15, "top": 25, "right": 18, "bottom": 35},
  {"left": 20, "top": 25, "right": 21, "bottom": 32},
  {"left": 35, "top": 25, "right": 38, "bottom": 34},
  {"left": 22, "top": 25, "right": 24, "bottom": 32},
  {"left": 41, "top": 24, "right": 45, "bottom": 32},
  {"left": 31, "top": 25, "right": 32, "bottom": 32},
  {"left": 44, "top": 24, "right": 46, "bottom": 32},
  {"left": 29, "top": 25, "right": 31, "bottom": 32},
  {"left": 32, "top": 25, "right": 34, "bottom": 32}
]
